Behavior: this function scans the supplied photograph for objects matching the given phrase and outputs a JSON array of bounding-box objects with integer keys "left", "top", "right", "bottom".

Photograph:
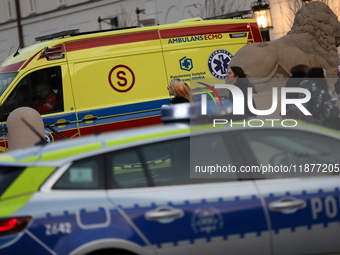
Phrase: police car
[{"left": 1, "top": 103, "right": 340, "bottom": 255}]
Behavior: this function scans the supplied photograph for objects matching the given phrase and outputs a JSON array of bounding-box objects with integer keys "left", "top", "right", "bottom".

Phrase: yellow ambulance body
[{"left": 0, "top": 18, "right": 262, "bottom": 151}]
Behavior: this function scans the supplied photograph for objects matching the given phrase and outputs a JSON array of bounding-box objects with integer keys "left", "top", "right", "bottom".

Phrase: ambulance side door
[
  {"left": 40, "top": 64, "right": 79, "bottom": 142},
  {"left": 159, "top": 22, "right": 249, "bottom": 87},
  {"left": 0, "top": 125, "right": 6, "bottom": 151},
  {"left": 0, "top": 116, "right": 6, "bottom": 151},
  {"left": 0, "top": 64, "right": 79, "bottom": 146},
  {"left": 66, "top": 30, "right": 170, "bottom": 137}
]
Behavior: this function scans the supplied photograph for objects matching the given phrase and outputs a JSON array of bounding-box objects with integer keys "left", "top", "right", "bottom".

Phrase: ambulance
[{"left": 0, "top": 17, "right": 262, "bottom": 151}]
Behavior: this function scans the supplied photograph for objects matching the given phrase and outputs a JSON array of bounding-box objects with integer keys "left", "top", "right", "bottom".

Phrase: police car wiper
[
  {"left": 44, "top": 123, "right": 67, "bottom": 140},
  {"left": 293, "top": 151, "right": 331, "bottom": 158},
  {"left": 114, "top": 155, "right": 170, "bottom": 169}
]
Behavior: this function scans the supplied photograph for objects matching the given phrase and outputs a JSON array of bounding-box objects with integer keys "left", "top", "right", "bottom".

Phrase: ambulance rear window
[{"left": 0, "top": 166, "right": 24, "bottom": 198}]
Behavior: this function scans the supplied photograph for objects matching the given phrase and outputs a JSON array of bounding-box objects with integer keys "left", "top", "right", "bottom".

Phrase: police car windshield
[
  {"left": 0, "top": 72, "right": 18, "bottom": 97},
  {"left": 0, "top": 166, "right": 24, "bottom": 198}
]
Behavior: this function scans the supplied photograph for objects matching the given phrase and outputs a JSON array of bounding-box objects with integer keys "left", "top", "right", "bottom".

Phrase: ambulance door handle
[
  {"left": 81, "top": 115, "right": 98, "bottom": 122},
  {"left": 269, "top": 197, "right": 306, "bottom": 213},
  {"left": 54, "top": 120, "right": 71, "bottom": 127},
  {"left": 145, "top": 207, "right": 184, "bottom": 223}
]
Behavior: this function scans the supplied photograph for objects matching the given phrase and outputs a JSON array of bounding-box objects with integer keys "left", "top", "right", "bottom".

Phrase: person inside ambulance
[
  {"left": 33, "top": 81, "right": 57, "bottom": 114},
  {"left": 16, "top": 85, "right": 30, "bottom": 107}
]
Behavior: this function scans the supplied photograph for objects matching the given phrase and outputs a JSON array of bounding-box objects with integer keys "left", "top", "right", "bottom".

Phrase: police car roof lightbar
[
  {"left": 35, "top": 29, "right": 80, "bottom": 42},
  {"left": 161, "top": 100, "right": 233, "bottom": 125}
]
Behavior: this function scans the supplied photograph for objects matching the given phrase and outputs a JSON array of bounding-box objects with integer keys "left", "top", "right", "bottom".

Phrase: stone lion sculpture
[{"left": 229, "top": 1, "right": 340, "bottom": 81}]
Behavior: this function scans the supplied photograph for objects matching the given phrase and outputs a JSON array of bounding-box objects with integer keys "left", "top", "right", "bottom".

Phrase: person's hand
[{"left": 337, "top": 69, "right": 340, "bottom": 78}]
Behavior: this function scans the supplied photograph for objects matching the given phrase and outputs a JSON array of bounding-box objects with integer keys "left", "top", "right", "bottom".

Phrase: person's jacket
[
  {"left": 299, "top": 79, "right": 339, "bottom": 127},
  {"left": 170, "top": 96, "right": 189, "bottom": 104},
  {"left": 33, "top": 93, "right": 57, "bottom": 113}
]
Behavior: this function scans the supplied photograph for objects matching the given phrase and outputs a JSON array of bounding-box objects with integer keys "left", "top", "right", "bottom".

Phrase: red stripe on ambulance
[
  {"left": 65, "top": 30, "right": 159, "bottom": 52},
  {"left": 20, "top": 51, "right": 41, "bottom": 70},
  {"left": 159, "top": 23, "right": 249, "bottom": 39},
  {"left": 0, "top": 61, "right": 25, "bottom": 73},
  {"left": 249, "top": 22, "right": 262, "bottom": 42}
]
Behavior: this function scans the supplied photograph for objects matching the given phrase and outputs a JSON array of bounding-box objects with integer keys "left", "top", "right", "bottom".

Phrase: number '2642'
[{"left": 45, "top": 222, "right": 71, "bottom": 235}]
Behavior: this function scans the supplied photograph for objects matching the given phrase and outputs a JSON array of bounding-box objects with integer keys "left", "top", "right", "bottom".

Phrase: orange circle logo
[{"left": 108, "top": 65, "right": 135, "bottom": 92}]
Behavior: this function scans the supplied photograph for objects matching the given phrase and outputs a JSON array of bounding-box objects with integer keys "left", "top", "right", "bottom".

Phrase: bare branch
[
  {"left": 281, "top": 0, "right": 340, "bottom": 29},
  {"left": 190, "top": 0, "right": 248, "bottom": 19},
  {"left": 117, "top": 4, "right": 135, "bottom": 28}
]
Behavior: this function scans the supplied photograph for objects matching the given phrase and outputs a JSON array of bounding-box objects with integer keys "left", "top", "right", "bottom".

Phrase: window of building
[
  {"left": 59, "top": 0, "right": 66, "bottom": 6},
  {"left": 29, "top": 0, "right": 36, "bottom": 13},
  {"left": 7, "top": 0, "right": 14, "bottom": 19}
]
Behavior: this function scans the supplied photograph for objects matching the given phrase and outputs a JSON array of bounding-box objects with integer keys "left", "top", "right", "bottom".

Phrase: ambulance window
[
  {"left": 0, "top": 66, "right": 64, "bottom": 121},
  {"left": 0, "top": 72, "right": 18, "bottom": 97}
]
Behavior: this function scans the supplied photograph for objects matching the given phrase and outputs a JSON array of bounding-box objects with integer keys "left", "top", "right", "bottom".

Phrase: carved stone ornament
[{"left": 229, "top": 1, "right": 340, "bottom": 81}]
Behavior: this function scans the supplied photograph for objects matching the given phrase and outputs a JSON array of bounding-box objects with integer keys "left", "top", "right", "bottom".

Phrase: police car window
[
  {"left": 110, "top": 150, "right": 148, "bottom": 189},
  {"left": 190, "top": 134, "right": 238, "bottom": 180},
  {"left": 0, "top": 66, "right": 63, "bottom": 121},
  {"left": 240, "top": 129, "right": 340, "bottom": 178},
  {"left": 140, "top": 138, "right": 190, "bottom": 186},
  {"left": 52, "top": 156, "right": 104, "bottom": 189},
  {"left": 0, "top": 166, "right": 24, "bottom": 197},
  {"left": 140, "top": 136, "right": 237, "bottom": 186}
]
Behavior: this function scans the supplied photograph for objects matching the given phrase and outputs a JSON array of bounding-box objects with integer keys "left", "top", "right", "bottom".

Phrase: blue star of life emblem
[{"left": 208, "top": 49, "right": 233, "bottom": 80}]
